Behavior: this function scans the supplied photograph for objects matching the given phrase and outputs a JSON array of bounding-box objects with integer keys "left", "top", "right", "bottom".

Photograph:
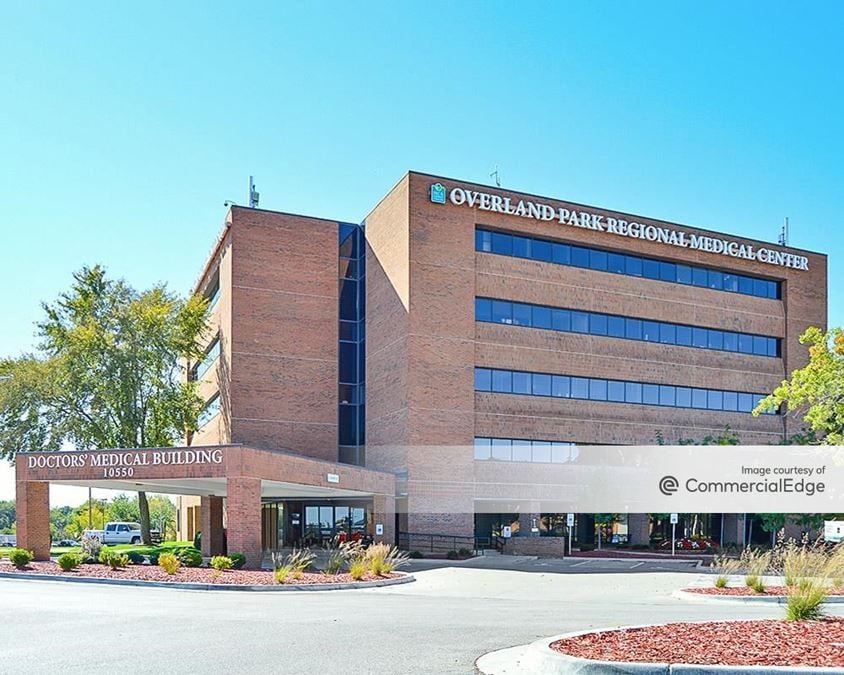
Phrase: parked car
[
  {"left": 55, "top": 539, "right": 78, "bottom": 547},
  {"left": 84, "top": 522, "right": 160, "bottom": 545}
]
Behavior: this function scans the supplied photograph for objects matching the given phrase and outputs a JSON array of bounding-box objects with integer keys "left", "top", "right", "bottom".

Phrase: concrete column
[
  {"left": 16, "top": 480, "right": 50, "bottom": 561},
  {"left": 628, "top": 513, "right": 651, "bottom": 547},
  {"left": 200, "top": 496, "right": 225, "bottom": 557},
  {"left": 371, "top": 494, "right": 396, "bottom": 545},
  {"left": 226, "top": 477, "right": 262, "bottom": 568}
]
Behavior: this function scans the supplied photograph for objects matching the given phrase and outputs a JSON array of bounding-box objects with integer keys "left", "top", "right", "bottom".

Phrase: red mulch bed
[
  {"left": 0, "top": 560, "right": 401, "bottom": 586},
  {"left": 688, "top": 585, "right": 844, "bottom": 597},
  {"left": 551, "top": 618, "right": 844, "bottom": 667}
]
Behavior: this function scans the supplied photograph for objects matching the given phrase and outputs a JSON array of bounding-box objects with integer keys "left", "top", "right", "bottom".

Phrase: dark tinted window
[
  {"left": 491, "top": 232, "right": 513, "bottom": 255},
  {"left": 571, "top": 377, "right": 589, "bottom": 399},
  {"left": 532, "top": 239, "right": 553, "bottom": 262},
  {"left": 492, "top": 370, "right": 512, "bottom": 392},
  {"left": 512, "top": 236, "right": 530, "bottom": 258},
  {"left": 475, "top": 298, "right": 492, "bottom": 322},
  {"left": 589, "top": 250, "right": 608, "bottom": 271},
  {"left": 643, "top": 259, "right": 660, "bottom": 280},
  {"left": 532, "top": 305, "right": 552, "bottom": 329},
  {"left": 625, "top": 256, "right": 643, "bottom": 276},
  {"left": 571, "top": 246, "right": 590, "bottom": 267},
  {"left": 532, "top": 373, "right": 552, "bottom": 396},
  {"left": 512, "top": 371, "right": 531, "bottom": 395},
  {"left": 589, "top": 314, "right": 608, "bottom": 335}
]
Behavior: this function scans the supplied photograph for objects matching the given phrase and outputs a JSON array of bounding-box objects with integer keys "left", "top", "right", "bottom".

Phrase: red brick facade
[{"left": 13, "top": 171, "right": 829, "bottom": 554}]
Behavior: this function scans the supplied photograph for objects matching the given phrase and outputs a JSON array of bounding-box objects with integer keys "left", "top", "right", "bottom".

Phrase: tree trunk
[{"left": 138, "top": 491, "right": 152, "bottom": 545}]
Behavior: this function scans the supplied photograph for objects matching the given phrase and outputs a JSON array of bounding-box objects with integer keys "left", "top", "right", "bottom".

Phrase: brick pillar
[
  {"left": 372, "top": 494, "right": 396, "bottom": 545},
  {"left": 226, "top": 477, "right": 262, "bottom": 568},
  {"left": 628, "top": 513, "right": 651, "bottom": 547},
  {"left": 518, "top": 511, "right": 541, "bottom": 537},
  {"left": 200, "top": 496, "right": 225, "bottom": 557},
  {"left": 722, "top": 513, "right": 746, "bottom": 547},
  {"left": 16, "top": 480, "right": 50, "bottom": 561}
]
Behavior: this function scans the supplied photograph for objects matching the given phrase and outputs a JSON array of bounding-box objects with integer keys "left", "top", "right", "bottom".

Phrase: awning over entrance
[{"left": 15, "top": 444, "right": 396, "bottom": 566}]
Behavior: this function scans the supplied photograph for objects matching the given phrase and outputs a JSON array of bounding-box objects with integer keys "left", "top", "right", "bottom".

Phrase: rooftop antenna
[
  {"left": 249, "top": 175, "right": 260, "bottom": 208},
  {"left": 490, "top": 165, "right": 501, "bottom": 188},
  {"left": 778, "top": 217, "right": 789, "bottom": 247}
]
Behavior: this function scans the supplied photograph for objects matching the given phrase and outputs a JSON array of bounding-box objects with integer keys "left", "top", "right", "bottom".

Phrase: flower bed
[
  {"left": 688, "top": 584, "right": 844, "bottom": 597},
  {"left": 659, "top": 536, "right": 717, "bottom": 551},
  {"left": 551, "top": 618, "right": 844, "bottom": 667},
  {"left": 0, "top": 560, "right": 402, "bottom": 586}
]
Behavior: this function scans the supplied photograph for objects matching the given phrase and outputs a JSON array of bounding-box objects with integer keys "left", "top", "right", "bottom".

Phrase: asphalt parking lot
[{"left": 0, "top": 558, "right": 823, "bottom": 675}]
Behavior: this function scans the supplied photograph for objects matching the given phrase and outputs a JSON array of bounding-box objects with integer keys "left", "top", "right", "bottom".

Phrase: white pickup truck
[{"left": 84, "top": 522, "right": 157, "bottom": 545}]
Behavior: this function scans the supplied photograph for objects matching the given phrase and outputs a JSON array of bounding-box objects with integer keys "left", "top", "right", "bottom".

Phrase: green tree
[
  {"left": 65, "top": 499, "right": 107, "bottom": 539},
  {"left": 148, "top": 495, "right": 177, "bottom": 541},
  {"left": 0, "top": 499, "right": 15, "bottom": 533},
  {"left": 754, "top": 327, "right": 844, "bottom": 443},
  {"left": 49, "top": 505, "right": 74, "bottom": 539},
  {"left": 107, "top": 493, "right": 141, "bottom": 523},
  {"left": 0, "top": 266, "right": 209, "bottom": 544}
]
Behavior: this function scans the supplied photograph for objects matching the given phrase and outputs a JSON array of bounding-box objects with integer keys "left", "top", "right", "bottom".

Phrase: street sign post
[{"left": 670, "top": 513, "right": 679, "bottom": 557}]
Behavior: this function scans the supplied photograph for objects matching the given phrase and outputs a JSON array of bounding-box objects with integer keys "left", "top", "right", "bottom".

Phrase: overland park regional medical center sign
[
  {"left": 430, "top": 182, "right": 809, "bottom": 271},
  {"left": 21, "top": 448, "right": 224, "bottom": 481}
]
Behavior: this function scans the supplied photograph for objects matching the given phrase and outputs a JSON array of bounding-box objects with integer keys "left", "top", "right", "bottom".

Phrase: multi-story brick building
[{"left": 16, "top": 171, "right": 827, "bottom": 563}]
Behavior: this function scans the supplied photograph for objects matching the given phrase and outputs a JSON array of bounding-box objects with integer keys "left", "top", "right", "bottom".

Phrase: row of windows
[
  {"left": 190, "top": 336, "right": 221, "bottom": 381},
  {"left": 475, "top": 228, "right": 780, "bottom": 300},
  {"left": 197, "top": 394, "right": 220, "bottom": 429},
  {"left": 474, "top": 437, "right": 580, "bottom": 463},
  {"left": 475, "top": 297, "right": 780, "bottom": 358},
  {"left": 339, "top": 223, "right": 365, "bottom": 454},
  {"left": 474, "top": 367, "right": 776, "bottom": 414}
]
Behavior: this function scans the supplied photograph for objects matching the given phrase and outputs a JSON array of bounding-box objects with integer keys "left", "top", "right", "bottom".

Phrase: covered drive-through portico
[{"left": 15, "top": 444, "right": 396, "bottom": 567}]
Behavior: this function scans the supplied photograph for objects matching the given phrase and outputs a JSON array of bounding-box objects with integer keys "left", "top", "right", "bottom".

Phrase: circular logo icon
[{"left": 659, "top": 475, "right": 679, "bottom": 496}]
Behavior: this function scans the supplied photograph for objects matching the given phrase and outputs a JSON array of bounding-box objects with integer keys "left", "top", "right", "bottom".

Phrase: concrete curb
[
  {"left": 674, "top": 588, "right": 844, "bottom": 605},
  {"left": 475, "top": 624, "right": 844, "bottom": 674},
  {"left": 0, "top": 570, "right": 415, "bottom": 592},
  {"left": 675, "top": 575, "right": 844, "bottom": 605}
]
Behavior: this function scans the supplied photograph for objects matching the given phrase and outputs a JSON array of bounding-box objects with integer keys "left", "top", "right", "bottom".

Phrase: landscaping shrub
[
  {"left": 99, "top": 547, "right": 130, "bottom": 570},
  {"left": 274, "top": 565, "right": 293, "bottom": 584},
  {"left": 365, "top": 543, "right": 409, "bottom": 576},
  {"left": 322, "top": 537, "right": 347, "bottom": 575},
  {"left": 786, "top": 579, "right": 827, "bottom": 621},
  {"left": 125, "top": 550, "right": 145, "bottom": 565},
  {"left": 408, "top": 550, "right": 424, "bottom": 559},
  {"left": 193, "top": 531, "right": 201, "bottom": 551},
  {"left": 158, "top": 552, "right": 181, "bottom": 575},
  {"left": 174, "top": 547, "right": 203, "bottom": 568},
  {"left": 712, "top": 555, "right": 742, "bottom": 589},
  {"left": 7, "top": 548, "right": 34, "bottom": 569},
  {"left": 457, "top": 548, "right": 472, "bottom": 558},
  {"left": 741, "top": 547, "right": 772, "bottom": 591},
  {"left": 229, "top": 552, "right": 246, "bottom": 570},
  {"left": 147, "top": 548, "right": 165, "bottom": 566},
  {"left": 80, "top": 533, "right": 102, "bottom": 563},
  {"left": 446, "top": 550, "right": 459, "bottom": 560},
  {"left": 270, "top": 548, "right": 316, "bottom": 582},
  {"left": 57, "top": 552, "right": 82, "bottom": 571},
  {"left": 349, "top": 559, "right": 367, "bottom": 581},
  {"left": 210, "top": 556, "right": 233, "bottom": 572}
]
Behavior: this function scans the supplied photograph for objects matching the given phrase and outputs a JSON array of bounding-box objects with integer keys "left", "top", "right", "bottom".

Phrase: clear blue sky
[{"left": 1, "top": 3, "right": 842, "bottom": 503}]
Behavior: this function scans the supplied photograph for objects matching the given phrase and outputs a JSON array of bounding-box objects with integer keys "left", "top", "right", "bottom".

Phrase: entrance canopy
[{"left": 15, "top": 444, "right": 396, "bottom": 565}]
